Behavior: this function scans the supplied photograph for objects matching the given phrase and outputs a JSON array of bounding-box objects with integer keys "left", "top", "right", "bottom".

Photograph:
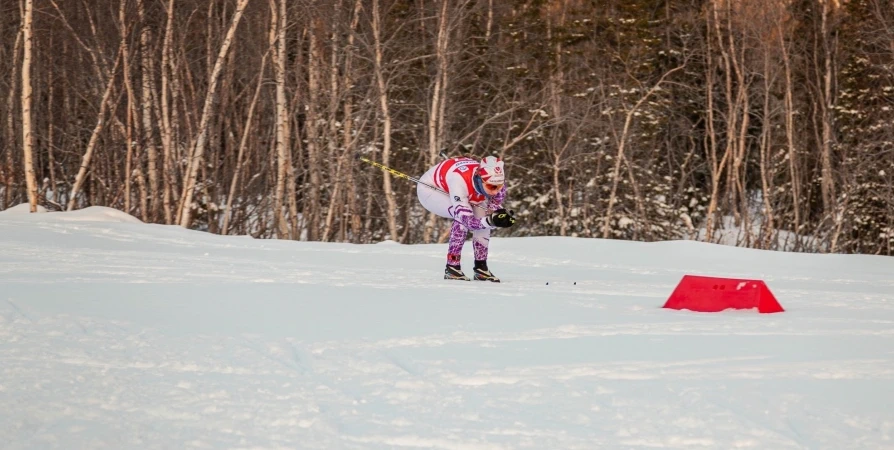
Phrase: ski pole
[
  {"left": 358, "top": 155, "right": 490, "bottom": 213},
  {"left": 358, "top": 155, "right": 447, "bottom": 196}
]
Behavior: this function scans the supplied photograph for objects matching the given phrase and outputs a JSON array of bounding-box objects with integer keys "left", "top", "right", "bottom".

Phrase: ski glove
[{"left": 488, "top": 209, "right": 517, "bottom": 228}]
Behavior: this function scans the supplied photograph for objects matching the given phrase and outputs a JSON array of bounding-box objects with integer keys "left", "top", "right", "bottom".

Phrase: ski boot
[
  {"left": 473, "top": 260, "right": 500, "bottom": 282},
  {"left": 445, "top": 264, "right": 470, "bottom": 281}
]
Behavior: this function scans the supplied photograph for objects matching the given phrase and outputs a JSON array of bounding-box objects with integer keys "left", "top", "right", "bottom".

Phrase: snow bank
[
  {"left": 0, "top": 203, "right": 48, "bottom": 214},
  {"left": 0, "top": 204, "right": 142, "bottom": 223}
]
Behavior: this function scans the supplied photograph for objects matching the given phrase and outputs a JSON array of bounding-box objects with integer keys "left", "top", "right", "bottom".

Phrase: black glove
[{"left": 488, "top": 208, "right": 517, "bottom": 228}]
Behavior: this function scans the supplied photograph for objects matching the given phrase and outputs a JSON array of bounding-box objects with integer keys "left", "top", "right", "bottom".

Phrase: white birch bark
[
  {"left": 68, "top": 47, "right": 124, "bottom": 211},
  {"left": 178, "top": 0, "right": 250, "bottom": 227},
  {"left": 372, "top": 0, "right": 399, "bottom": 241},
  {"left": 21, "top": 0, "right": 39, "bottom": 212}
]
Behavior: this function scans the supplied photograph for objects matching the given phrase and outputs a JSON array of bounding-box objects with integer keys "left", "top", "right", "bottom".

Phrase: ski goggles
[
  {"left": 473, "top": 174, "right": 503, "bottom": 197},
  {"left": 483, "top": 181, "right": 503, "bottom": 196}
]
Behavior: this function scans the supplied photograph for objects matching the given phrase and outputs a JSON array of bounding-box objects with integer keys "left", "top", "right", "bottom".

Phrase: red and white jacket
[{"left": 429, "top": 157, "right": 506, "bottom": 231}]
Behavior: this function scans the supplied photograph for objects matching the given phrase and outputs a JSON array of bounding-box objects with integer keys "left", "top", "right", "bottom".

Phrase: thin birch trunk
[
  {"left": 138, "top": 0, "right": 160, "bottom": 221},
  {"left": 5, "top": 28, "right": 23, "bottom": 209},
  {"left": 423, "top": 0, "right": 451, "bottom": 243},
  {"left": 178, "top": 0, "right": 250, "bottom": 228},
  {"left": 552, "top": 158, "right": 567, "bottom": 236},
  {"left": 125, "top": 97, "right": 134, "bottom": 214},
  {"left": 819, "top": 0, "right": 837, "bottom": 215},
  {"left": 547, "top": 7, "right": 568, "bottom": 235},
  {"left": 372, "top": 0, "right": 399, "bottom": 241},
  {"left": 725, "top": 0, "right": 749, "bottom": 237},
  {"left": 46, "top": 33, "right": 57, "bottom": 197},
  {"left": 222, "top": 52, "right": 267, "bottom": 235},
  {"left": 271, "top": 0, "right": 291, "bottom": 239},
  {"left": 704, "top": 0, "right": 732, "bottom": 242},
  {"left": 486, "top": 0, "right": 493, "bottom": 41},
  {"left": 714, "top": 1, "right": 738, "bottom": 226},
  {"left": 780, "top": 23, "right": 801, "bottom": 243},
  {"left": 601, "top": 66, "right": 684, "bottom": 239},
  {"left": 346, "top": 0, "right": 363, "bottom": 242},
  {"left": 68, "top": 46, "right": 124, "bottom": 211},
  {"left": 283, "top": 0, "right": 299, "bottom": 239},
  {"left": 428, "top": 0, "right": 449, "bottom": 165},
  {"left": 304, "top": 16, "right": 326, "bottom": 241},
  {"left": 160, "top": 0, "right": 176, "bottom": 224},
  {"left": 22, "top": 0, "right": 38, "bottom": 212},
  {"left": 758, "top": 48, "right": 776, "bottom": 248},
  {"left": 322, "top": 0, "right": 346, "bottom": 242},
  {"left": 119, "top": 0, "right": 138, "bottom": 214}
]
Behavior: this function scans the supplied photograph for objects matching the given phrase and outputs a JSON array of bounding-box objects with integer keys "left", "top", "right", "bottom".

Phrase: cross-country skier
[{"left": 416, "top": 155, "right": 517, "bottom": 282}]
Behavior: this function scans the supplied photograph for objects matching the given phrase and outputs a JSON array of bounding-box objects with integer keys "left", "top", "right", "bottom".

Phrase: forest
[{"left": 2, "top": 0, "right": 893, "bottom": 254}]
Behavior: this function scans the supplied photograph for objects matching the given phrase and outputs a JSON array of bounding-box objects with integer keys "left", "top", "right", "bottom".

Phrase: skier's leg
[
  {"left": 470, "top": 203, "right": 498, "bottom": 281},
  {"left": 470, "top": 227, "right": 499, "bottom": 282},
  {"left": 470, "top": 204, "right": 492, "bottom": 262},
  {"left": 471, "top": 228, "right": 491, "bottom": 262},
  {"left": 444, "top": 220, "right": 471, "bottom": 280},
  {"left": 416, "top": 170, "right": 470, "bottom": 280},
  {"left": 447, "top": 220, "right": 469, "bottom": 263}
]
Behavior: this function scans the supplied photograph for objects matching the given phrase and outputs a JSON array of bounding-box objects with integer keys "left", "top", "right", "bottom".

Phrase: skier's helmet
[{"left": 474, "top": 156, "right": 505, "bottom": 196}]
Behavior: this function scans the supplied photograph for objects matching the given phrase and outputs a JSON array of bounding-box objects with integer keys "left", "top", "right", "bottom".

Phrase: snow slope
[{"left": 2, "top": 207, "right": 893, "bottom": 449}]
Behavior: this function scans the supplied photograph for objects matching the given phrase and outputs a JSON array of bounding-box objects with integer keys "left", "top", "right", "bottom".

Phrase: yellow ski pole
[{"left": 357, "top": 155, "right": 490, "bottom": 213}]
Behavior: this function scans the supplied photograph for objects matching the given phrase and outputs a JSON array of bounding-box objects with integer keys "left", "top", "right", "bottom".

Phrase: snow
[
  {"left": 0, "top": 202, "right": 48, "bottom": 214},
  {"left": 0, "top": 205, "right": 142, "bottom": 223},
  {"left": 2, "top": 206, "right": 894, "bottom": 449}
]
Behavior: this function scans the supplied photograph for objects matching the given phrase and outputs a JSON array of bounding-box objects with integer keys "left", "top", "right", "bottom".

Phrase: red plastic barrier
[{"left": 663, "top": 275, "right": 784, "bottom": 313}]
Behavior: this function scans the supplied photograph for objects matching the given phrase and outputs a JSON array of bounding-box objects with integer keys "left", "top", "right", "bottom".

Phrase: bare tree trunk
[
  {"left": 602, "top": 66, "right": 684, "bottom": 239},
  {"left": 178, "top": 0, "right": 250, "bottom": 228},
  {"left": 422, "top": 0, "right": 451, "bottom": 243},
  {"left": 372, "top": 0, "right": 399, "bottom": 241},
  {"left": 428, "top": 0, "right": 450, "bottom": 164},
  {"left": 346, "top": 0, "right": 363, "bottom": 242},
  {"left": 168, "top": 34, "right": 186, "bottom": 201},
  {"left": 138, "top": 0, "right": 160, "bottom": 221},
  {"left": 45, "top": 34, "right": 57, "bottom": 200},
  {"left": 283, "top": 5, "right": 300, "bottom": 240},
  {"left": 5, "top": 27, "right": 23, "bottom": 209},
  {"left": 725, "top": 0, "right": 750, "bottom": 242},
  {"left": 758, "top": 47, "right": 776, "bottom": 248},
  {"left": 818, "top": 0, "right": 838, "bottom": 214},
  {"left": 704, "top": 1, "right": 731, "bottom": 242},
  {"left": 322, "top": 0, "right": 347, "bottom": 242},
  {"left": 486, "top": 0, "right": 494, "bottom": 41},
  {"left": 119, "top": 0, "right": 138, "bottom": 215},
  {"left": 779, "top": 20, "right": 801, "bottom": 245},
  {"left": 552, "top": 157, "right": 567, "bottom": 236},
  {"left": 21, "top": 0, "right": 38, "bottom": 212},
  {"left": 125, "top": 99, "right": 134, "bottom": 214},
  {"left": 712, "top": 0, "right": 739, "bottom": 229},
  {"left": 303, "top": 16, "right": 326, "bottom": 241},
  {"left": 160, "top": 0, "right": 176, "bottom": 224},
  {"left": 68, "top": 47, "right": 123, "bottom": 211},
  {"left": 547, "top": 6, "right": 568, "bottom": 235},
  {"left": 270, "top": 0, "right": 291, "bottom": 239},
  {"left": 222, "top": 52, "right": 267, "bottom": 235}
]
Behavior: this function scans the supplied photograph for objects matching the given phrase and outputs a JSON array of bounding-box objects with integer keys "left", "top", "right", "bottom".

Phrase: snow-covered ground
[{"left": 2, "top": 205, "right": 893, "bottom": 449}]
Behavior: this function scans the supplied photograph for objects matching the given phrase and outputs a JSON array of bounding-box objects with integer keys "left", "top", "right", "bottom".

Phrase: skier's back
[{"left": 417, "top": 156, "right": 517, "bottom": 282}]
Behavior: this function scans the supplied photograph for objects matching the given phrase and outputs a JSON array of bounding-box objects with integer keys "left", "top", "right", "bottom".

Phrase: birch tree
[
  {"left": 270, "top": 0, "right": 291, "bottom": 239},
  {"left": 68, "top": 46, "right": 124, "bottom": 211},
  {"left": 178, "top": 0, "right": 250, "bottom": 228},
  {"left": 21, "top": 0, "right": 38, "bottom": 212},
  {"left": 372, "top": 0, "right": 399, "bottom": 241}
]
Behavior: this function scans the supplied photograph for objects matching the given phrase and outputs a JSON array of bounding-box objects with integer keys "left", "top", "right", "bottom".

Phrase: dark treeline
[{"left": 2, "top": 0, "right": 893, "bottom": 254}]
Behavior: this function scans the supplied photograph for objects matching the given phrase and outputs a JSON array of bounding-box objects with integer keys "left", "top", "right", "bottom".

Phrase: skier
[{"left": 416, "top": 155, "right": 517, "bottom": 282}]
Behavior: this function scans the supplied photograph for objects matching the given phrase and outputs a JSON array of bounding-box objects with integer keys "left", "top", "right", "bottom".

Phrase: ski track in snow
[{"left": 2, "top": 210, "right": 894, "bottom": 449}]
